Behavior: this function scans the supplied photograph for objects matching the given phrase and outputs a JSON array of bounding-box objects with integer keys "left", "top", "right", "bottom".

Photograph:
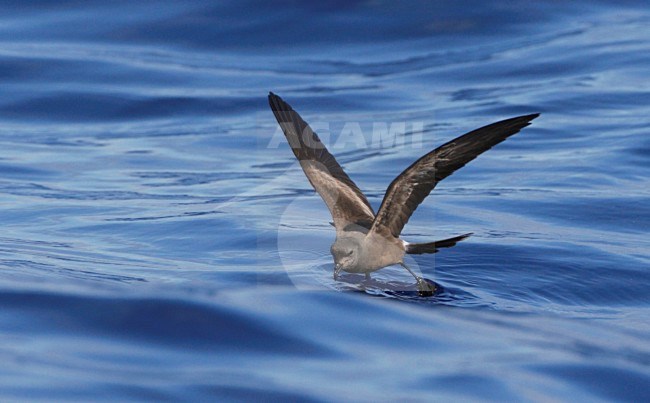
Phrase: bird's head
[{"left": 331, "top": 236, "right": 362, "bottom": 277}]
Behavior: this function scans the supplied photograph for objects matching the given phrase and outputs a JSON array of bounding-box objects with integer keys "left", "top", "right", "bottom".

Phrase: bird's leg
[
  {"left": 399, "top": 262, "right": 435, "bottom": 296},
  {"left": 365, "top": 273, "right": 371, "bottom": 281},
  {"left": 333, "top": 264, "right": 342, "bottom": 280}
]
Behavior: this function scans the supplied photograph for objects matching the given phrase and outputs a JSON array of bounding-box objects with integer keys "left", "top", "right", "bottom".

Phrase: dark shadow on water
[{"left": 334, "top": 272, "right": 482, "bottom": 305}]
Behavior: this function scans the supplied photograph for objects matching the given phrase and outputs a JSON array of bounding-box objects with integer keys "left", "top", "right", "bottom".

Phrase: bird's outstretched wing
[
  {"left": 370, "top": 113, "right": 540, "bottom": 239},
  {"left": 268, "top": 92, "right": 375, "bottom": 230}
]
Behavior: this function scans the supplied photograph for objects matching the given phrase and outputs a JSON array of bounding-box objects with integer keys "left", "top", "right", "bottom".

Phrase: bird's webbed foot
[
  {"left": 400, "top": 262, "right": 435, "bottom": 297},
  {"left": 415, "top": 277, "right": 435, "bottom": 297}
]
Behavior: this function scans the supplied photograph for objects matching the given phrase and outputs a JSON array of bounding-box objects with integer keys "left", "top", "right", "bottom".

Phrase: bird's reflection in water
[{"left": 335, "top": 273, "right": 441, "bottom": 298}]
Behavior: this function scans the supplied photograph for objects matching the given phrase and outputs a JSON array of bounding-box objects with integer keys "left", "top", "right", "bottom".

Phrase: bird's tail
[{"left": 405, "top": 233, "right": 472, "bottom": 255}]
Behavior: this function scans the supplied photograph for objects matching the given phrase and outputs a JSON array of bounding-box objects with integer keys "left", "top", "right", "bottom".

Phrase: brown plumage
[
  {"left": 269, "top": 92, "right": 539, "bottom": 295},
  {"left": 370, "top": 113, "right": 539, "bottom": 240}
]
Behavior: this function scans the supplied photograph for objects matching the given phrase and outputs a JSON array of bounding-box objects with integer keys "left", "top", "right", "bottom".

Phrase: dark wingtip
[
  {"left": 498, "top": 113, "right": 540, "bottom": 132},
  {"left": 268, "top": 92, "right": 290, "bottom": 112},
  {"left": 518, "top": 113, "right": 540, "bottom": 130},
  {"left": 518, "top": 113, "right": 540, "bottom": 125},
  {"left": 268, "top": 92, "right": 279, "bottom": 104}
]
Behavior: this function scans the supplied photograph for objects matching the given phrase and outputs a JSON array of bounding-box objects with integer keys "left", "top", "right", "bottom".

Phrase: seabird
[{"left": 269, "top": 92, "right": 539, "bottom": 295}]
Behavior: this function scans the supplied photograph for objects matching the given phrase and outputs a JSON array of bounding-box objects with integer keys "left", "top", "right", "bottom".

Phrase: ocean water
[{"left": 1, "top": 1, "right": 649, "bottom": 401}]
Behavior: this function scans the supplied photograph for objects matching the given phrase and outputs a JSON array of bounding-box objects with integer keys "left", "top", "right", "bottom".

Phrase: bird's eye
[{"left": 346, "top": 250, "right": 353, "bottom": 256}]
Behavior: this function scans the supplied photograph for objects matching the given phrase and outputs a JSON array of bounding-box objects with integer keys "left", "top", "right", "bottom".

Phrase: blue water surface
[{"left": 1, "top": 1, "right": 649, "bottom": 401}]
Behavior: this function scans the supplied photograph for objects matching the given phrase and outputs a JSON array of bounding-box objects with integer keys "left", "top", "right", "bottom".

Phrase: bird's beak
[{"left": 333, "top": 264, "right": 343, "bottom": 280}]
